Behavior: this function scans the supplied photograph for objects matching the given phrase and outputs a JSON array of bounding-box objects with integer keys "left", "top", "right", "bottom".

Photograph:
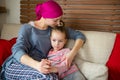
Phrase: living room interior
[{"left": 0, "top": 0, "right": 120, "bottom": 80}]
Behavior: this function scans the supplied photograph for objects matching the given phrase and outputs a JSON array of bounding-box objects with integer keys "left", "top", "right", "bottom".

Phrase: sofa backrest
[
  {"left": 66, "top": 31, "right": 116, "bottom": 64},
  {"left": 1, "top": 23, "right": 116, "bottom": 64},
  {"left": 1, "top": 24, "right": 22, "bottom": 40}
]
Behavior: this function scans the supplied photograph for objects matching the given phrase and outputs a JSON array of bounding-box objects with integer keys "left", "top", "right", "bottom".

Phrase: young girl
[{"left": 48, "top": 26, "right": 86, "bottom": 80}]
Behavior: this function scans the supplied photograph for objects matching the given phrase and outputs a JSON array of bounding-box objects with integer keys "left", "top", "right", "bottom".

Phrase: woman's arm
[
  {"left": 66, "top": 39, "right": 84, "bottom": 68},
  {"left": 12, "top": 24, "right": 51, "bottom": 74},
  {"left": 21, "top": 54, "right": 51, "bottom": 74},
  {"left": 65, "top": 27, "right": 86, "bottom": 68},
  {"left": 12, "top": 24, "right": 31, "bottom": 62}
]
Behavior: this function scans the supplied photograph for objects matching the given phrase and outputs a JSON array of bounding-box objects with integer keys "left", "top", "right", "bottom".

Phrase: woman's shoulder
[
  {"left": 18, "top": 23, "right": 33, "bottom": 35},
  {"left": 19, "top": 23, "right": 33, "bottom": 32},
  {"left": 21, "top": 23, "right": 33, "bottom": 29}
]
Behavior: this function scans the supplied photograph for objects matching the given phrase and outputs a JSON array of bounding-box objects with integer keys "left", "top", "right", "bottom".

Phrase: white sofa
[{"left": 0, "top": 23, "right": 116, "bottom": 80}]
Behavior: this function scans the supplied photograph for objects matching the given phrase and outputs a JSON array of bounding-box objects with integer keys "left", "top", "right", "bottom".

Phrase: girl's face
[
  {"left": 50, "top": 30, "right": 67, "bottom": 52},
  {"left": 45, "top": 16, "right": 62, "bottom": 27}
]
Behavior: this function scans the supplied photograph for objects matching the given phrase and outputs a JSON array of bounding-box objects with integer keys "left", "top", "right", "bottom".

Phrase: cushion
[
  {"left": 0, "top": 38, "right": 17, "bottom": 66},
  {"left": 106, "top": 34, "right": 120, "bottom": 80},
  {"left": 65, "top": 39, "right": 74, "bottom": 49},
  {"left": 9, "top": 37, "right": 17, "bottom": 45},
  {"left": 0, "top": 39, "right": 12, "bottom": 66},
  {"left": 78, "top": 31, "right": 116, "bottom": 64},
  {"left": 66, "top": 31, "right": 116, "bottom": 64},
  {"left": 75, "top": 59, "right": 108, "bottom": 80}
]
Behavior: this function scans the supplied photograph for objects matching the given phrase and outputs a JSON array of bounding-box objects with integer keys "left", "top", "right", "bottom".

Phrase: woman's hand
[
  {"left": 65, "top": 39, "right": 84, "bottom": 68},
  {"left": 21, "top": 54, "right": 52, "bottom": 74},
  {"left": 66, "top": 52, "right": 75, "bottom": 68},
  {"left": 35, "top": 59, "right": 51, "bottom": 74},
  {"left": 49, "top": 66, "right": 58, "bottom": 73},
  {"left": 61, "top": 52, "right": 75, "bottom": 69}
]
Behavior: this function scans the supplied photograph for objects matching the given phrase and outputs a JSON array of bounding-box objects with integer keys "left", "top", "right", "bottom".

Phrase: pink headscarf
[{"left": 35, "top": 0, "right": 63, "bottom": 20}]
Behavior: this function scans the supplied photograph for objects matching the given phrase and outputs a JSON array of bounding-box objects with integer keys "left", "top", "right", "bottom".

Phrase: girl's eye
[
  {"left": 52, "top": 39, "right": 56, "bottom": 42},
  {"left": 59, "top": 40, "right": 63, "bottom": 42}
]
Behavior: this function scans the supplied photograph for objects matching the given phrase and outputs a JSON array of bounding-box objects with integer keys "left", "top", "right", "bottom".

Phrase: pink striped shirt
[{"left": 48, "top": 48, "right": 78, "bottom": 78}]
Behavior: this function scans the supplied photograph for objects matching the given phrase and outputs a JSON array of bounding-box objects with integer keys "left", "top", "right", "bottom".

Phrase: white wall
[
  {"left": 5, "top": 0, "right": 20, "bottom": 24},
  {"left": 0, "top": 0, "right": 20, "bottom": 24},
  {"left": 0, "top": 0, "right": 6, "bottom": 35},
  {"left": 0, "top": 0, "right": 6, "bottom": 22},
  {"left": 0, "top": 0, "right": 20, "bottom": 37}
]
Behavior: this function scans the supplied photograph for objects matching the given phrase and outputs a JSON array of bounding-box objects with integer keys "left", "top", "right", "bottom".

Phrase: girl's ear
[{"left": 64, "top": 39, "right": 68, "bottom": 47}]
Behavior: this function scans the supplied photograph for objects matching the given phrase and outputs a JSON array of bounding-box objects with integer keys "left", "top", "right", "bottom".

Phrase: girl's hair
[{"left": 51, "top": 25, "right": 68, "bottom": 39}]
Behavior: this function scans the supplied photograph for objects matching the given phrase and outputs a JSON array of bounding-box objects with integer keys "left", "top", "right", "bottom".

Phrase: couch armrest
[{"left": 75, "top": 59, "right": 108, "bottom": 80}]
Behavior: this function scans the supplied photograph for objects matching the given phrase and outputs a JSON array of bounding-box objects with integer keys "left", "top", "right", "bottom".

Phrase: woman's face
[
  {"left": 45, "top": 16, "right": 62, "bottom": 27},
  {"left": 50, "top": 30, "right": 67, "bottom": 52}
]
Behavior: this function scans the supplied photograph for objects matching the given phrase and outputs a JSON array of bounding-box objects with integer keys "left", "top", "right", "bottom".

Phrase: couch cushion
[
  {"left": 75, "top": 59, "right": 108, "bottom": 80},
  {"left": 78, "top": 31, "right": 116, "bottom": 64},
  {"left": 66, "top": 37, "right": 108, "bottom": 80},
  {"left": 0, "top": 38, "right": 17, "bottom": 66},
  {"left": 106, "top": 34, "right": 120, "bottom": 80},
  {"left": 9, "top": 37, "right": 17, "bottom": 45},
  {"left": 0, "top": 39, "right": 12, "bottom": 66},
  {"left": 1, "top": 23, "right": 21, "bottom": 40},
  {"left": 66, "top": 31, "right": 116, "bottom": 64}
]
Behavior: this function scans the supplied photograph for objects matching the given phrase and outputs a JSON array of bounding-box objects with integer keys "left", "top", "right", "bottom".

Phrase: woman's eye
[{"left": 54, "top": 20, "right": 57, "bottom": 22}]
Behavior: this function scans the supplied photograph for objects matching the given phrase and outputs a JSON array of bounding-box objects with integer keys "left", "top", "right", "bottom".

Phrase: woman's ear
[{"left": 59, "top": 20, "right": 65, "bottom": 27}]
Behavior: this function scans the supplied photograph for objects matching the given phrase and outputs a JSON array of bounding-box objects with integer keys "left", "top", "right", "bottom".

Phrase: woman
[{"left": 1, "top": 0, "right": 86, "bottom": 80}]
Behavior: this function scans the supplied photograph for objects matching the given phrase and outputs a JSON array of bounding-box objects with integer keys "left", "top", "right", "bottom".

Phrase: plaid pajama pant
[{"left": 3, "top": 62, "right": 58, "bottom": 80}]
